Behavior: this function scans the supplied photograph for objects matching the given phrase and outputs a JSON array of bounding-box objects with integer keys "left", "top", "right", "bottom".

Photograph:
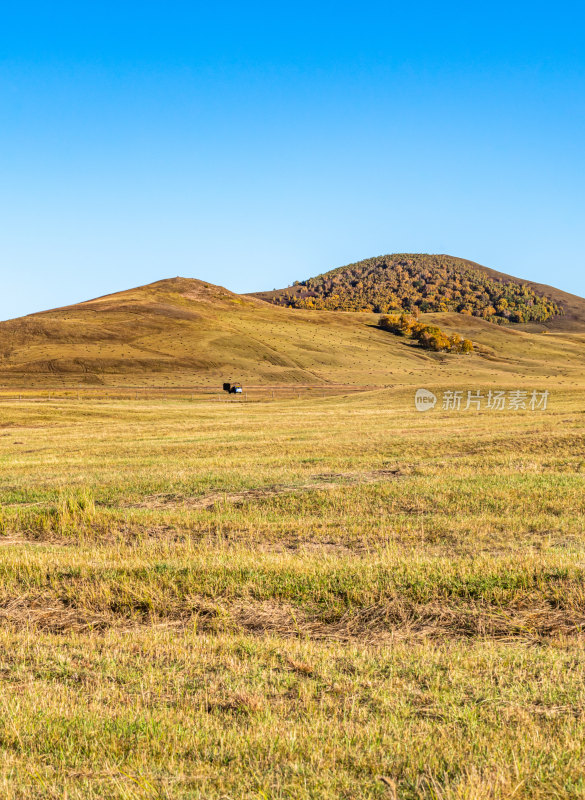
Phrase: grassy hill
[
  {"left": 1, "top": 273, "right": 585, "bottom": 387},
  {"left": 2, "top": 274, "right": 585, "bottom": 796},
  {"left": 252, "top": 253, "right": 585, "bottom": 327}
]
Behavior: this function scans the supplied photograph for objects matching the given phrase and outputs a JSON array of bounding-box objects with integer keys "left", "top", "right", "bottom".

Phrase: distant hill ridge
[
  {"left": 1, "top": 257, "right": 585, "bottom": 387},
  {"left": 252, "top": 254, "right": 563, "bottom": 324}
]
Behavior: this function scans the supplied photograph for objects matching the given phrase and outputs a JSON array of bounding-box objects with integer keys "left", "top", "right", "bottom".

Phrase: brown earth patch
[
  {"left": 1, "top": 594, "right": 584, "bottom": 643},
  {"left": 128, "top": 468, "right": 404, "bottom": 510}
]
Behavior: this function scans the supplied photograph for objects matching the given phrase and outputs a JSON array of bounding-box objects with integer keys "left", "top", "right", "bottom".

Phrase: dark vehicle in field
[{"left": 223, "top": 382, "right": 243, "bottom": 394}]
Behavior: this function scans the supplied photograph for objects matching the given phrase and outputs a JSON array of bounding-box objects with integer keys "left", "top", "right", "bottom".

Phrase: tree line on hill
[
  {"left": 272, "top": 254, "right": 561, "bottom": 323},
  {"left": 378, "top": 314, "right": 474, "bottom": 353}
]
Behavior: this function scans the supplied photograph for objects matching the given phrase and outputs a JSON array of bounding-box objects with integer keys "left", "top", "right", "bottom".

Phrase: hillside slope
[
  {"left": 1, "top": 276, "right": 585, "bottom": 387},
  {"left": 251, "top": 254, "right": 585, "bottom": 329}
]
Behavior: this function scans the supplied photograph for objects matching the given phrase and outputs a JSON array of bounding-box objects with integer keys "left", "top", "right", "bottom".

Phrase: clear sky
[{"left": 1, "top": 1, "right": 584, "bottom": 320}]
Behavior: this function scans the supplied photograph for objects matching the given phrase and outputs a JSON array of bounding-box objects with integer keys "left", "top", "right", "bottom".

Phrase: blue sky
[{"left": 1, "top": 1, "right": 584, "bottom": 320}]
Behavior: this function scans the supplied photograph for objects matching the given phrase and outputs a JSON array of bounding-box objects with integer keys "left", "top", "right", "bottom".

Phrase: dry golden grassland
[
  {"left": 0, "top": 387, "right": 585, "bottom": 798},
  {"left": 2, "top": 277, "right": 585, "bottom": 389}
]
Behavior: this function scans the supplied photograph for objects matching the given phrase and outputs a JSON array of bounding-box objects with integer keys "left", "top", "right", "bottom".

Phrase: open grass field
[
  {"left": 2, "top": 276, "right": 585, "bottom": 389},
  {"left": 1, "top": 383, "right": 585, "bottom": 798}
]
